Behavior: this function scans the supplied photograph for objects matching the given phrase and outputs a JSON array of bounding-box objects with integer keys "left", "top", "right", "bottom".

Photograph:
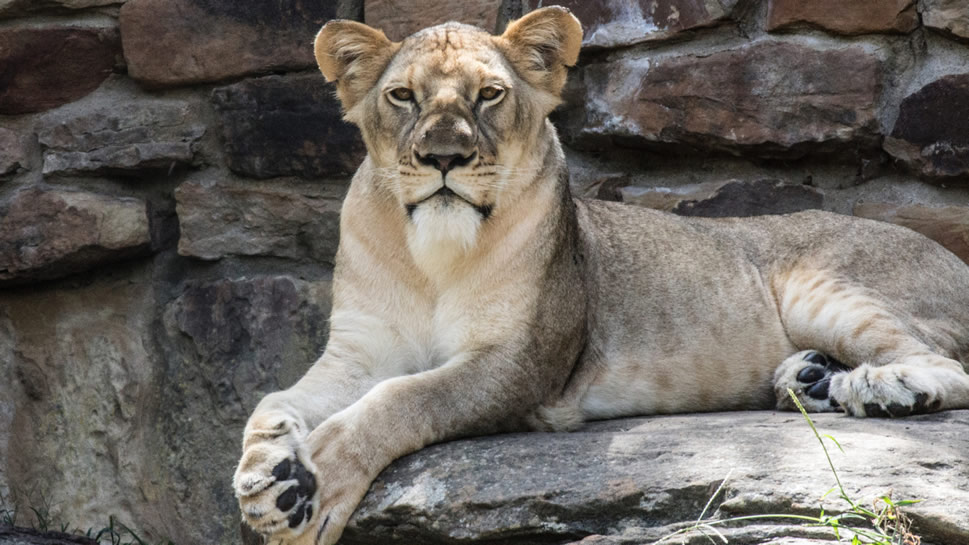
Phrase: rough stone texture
[
  {"left": 0, "top": 271, "right": 330, "bottom": 545},
  {"left": 175, "top": 179, "right": 345, "bottom": 264},
  {"left": 211, "top": 74, "right": 364, "bottom": 179},
  {"left": 884, "top": 74, "right": 969, "bottom": 180},
  {"left": 527, "top": 0, "right": 738, "bottom": 49},
  {"left": 336, "top": 411, "right": 969, "bottom": 544},
  {"left": 621, "top": 179, "right": 824, "bottom": 217},
  {"left": 37, "top": 98, "right": 205, "bottom": 177},
  {"left": 563, "top": 43, "right": 881, "bottom": 156},
  {"left": 155, "top": 275, "right": 332, "bottom": 545},
  {"left": 0, "top": 27, "right": 120, "bottom": 114},
  {"left": 767, "top": 0, "right": 918, "bottom": 35},
  {"left": 0, "top": 128, "right": 27, "bottom": 176},
  {"left": 120, "top": 0, "right": 336, "bottom": 88},
  {"left": 922, "top": 0, "right": 969, "bottom": 42},
  {"left": 0, "top": 0, "right": 122, "bottom": 18},
  {"left": 854, "top": 203, "right": 969, "bottom": 264},
  {"left": 365, "top": 0, "right": 504, "bottom": 40},
  {"left": 0, "top": 188, "right": 150, "bottom": 285}
]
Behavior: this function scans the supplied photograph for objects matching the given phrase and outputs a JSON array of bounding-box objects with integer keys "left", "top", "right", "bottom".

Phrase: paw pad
[
  {"left": 271, "top": 456, "right": 317, "bottom": 529},
  {"left": 796, "top": 351, "right": 848, "bottom": 406}
]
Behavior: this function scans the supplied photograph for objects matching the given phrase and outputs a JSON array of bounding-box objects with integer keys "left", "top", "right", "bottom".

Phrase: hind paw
[
  {"left": 774, "top": 350, "right": 849, "bottom": 412},
  {"left": 830, "top": 364, "right": 942, "bottom": 418}
]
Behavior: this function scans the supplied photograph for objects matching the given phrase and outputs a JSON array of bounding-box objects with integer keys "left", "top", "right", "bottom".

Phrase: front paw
[
  {"left": 234, "top": 424, "right": 321, "bottom": 542},
  {"left": 830, "top": 364, "right": 941, "bottom": 417}
]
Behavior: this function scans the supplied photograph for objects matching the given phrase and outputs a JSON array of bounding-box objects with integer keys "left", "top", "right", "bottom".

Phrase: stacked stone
[{"left": 1, "top": 1, "right": 968, "bottom": 545}]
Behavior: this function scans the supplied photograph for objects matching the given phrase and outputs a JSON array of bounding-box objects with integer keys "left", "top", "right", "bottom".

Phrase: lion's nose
[{"left": 415, "top": 152, "right": 475, "bottom": 175}]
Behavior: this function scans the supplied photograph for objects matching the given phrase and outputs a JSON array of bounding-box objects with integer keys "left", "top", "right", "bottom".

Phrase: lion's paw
[
  {"left": 234, "top": 443, "right": 319, "bottom": 540},
  {"left": 774, "top": 350, "right": 848, "bottom": 412},
  {"left": 830, "top": 364, "right": 941, "bottom": 418}
]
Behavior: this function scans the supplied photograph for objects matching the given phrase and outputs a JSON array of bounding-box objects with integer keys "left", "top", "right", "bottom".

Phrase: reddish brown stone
[
  {"left": 0, "top": 0, "right": 123, "bottom": 18},
  {"left": 365, "top": 0, "right": 504, "bottom": 40},
  {"left": 922, "top": 0, "right": 969, "bottom": 43},
  {"left": 0, "top": 187, "right": 151, "bottom": 285},
  {"left": 768, "top": 0, "right": 917, "bottom": 35},
  {"left": 120, "top": 0, "right": 335, "bottom": 88},
  {"left": 884, "top": 74, "right": 969, "bottom": 180},
  {"left": 527, "top": 0, "right": 738, "bottom": 49},
  {"left": 0, "top": 27, "right": 120, "bottom": 115},
  {"left": 563, "top": 42, "right": 881, "bottom": 156},
  {"left": 854, "top": 203, "right": 969, "bottom": 265}
]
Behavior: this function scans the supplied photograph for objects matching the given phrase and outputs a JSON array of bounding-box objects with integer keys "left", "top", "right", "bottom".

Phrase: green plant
[{"left": 656, "top": 388, "right": 922, "bottom": 545}]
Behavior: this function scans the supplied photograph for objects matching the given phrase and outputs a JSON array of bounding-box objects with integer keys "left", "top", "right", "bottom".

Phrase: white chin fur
[{"left": 407, "top": 201, "right": 482, "bottom": 278}]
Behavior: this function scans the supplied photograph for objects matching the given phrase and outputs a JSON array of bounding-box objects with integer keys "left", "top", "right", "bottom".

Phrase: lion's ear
[
  {"left": 497, "top": 6, "right": 582, "bottom": 97},
  {"left": 315, "top": 20, "right": 399, "bottom": 111}
]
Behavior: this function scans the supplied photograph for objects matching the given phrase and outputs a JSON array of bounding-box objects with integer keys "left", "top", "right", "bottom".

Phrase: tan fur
[{"left": 235, "top": 8, "right": 969, "bottom": 544}]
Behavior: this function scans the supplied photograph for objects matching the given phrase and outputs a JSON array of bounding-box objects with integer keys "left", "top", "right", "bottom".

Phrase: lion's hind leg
[{"left": 772, "top": 267, "right": 969, "bottom": 417}]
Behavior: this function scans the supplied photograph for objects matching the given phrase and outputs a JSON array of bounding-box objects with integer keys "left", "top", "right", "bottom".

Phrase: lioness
[{"left": 234, "top": 7, "right": 969, "bottom": 544}]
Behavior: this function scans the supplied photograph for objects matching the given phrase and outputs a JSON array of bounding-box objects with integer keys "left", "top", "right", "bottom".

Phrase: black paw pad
[
  {"left": 796, "top": 352, "right": 848, "bottom": 400},
  {"left": 270, "top": 457, "right": 317, "bottom": 521}
]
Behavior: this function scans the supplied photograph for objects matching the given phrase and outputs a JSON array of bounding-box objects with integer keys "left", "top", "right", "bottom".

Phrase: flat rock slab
[
  {"left": 884, "top": 73, "right": 969, "bottom": 180},
  {"left": 120, "top": 0, "right": 335, "bottom": 87},
  {"left": 342, "top": 410, "right": 969, "bottom": 545},
  {"left": 211, "top": 74, "right": 364, "bottom": 179},
  {"left": 767, "top": 0, "right": 917, "bottom": 35},
  {"left": 921, "top": 0, "right": 969, "bottom": 42},
  {"left": 365, "top": 0, "right": 503, "bottom": 40},
  {"left": 37, "top": 97, "right": 204, "bottom": 177},
  {"left": 175, "top": 179, "right": 345, "bottom": 263},
  {"left": 0, "top": 26, "right": 119, "bottom": 114},
  {"left": 0, "top": 128, "right": 27, "bottom": 176},
  {"left": 527, "top": 0, "right": 738, "bottom": 50},
  {"left": 0, "top": 0, "right": 122, "bottom": 18},
  {"left": 564, "top": 42, "right": 881, "bottom": 157},
  {"left": 0, "top": 187, "right": 150, "bottom": 285}
]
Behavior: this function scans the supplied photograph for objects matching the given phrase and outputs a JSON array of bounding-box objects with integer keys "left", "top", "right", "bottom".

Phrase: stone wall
[{"left": 0, "top": 1, "right": 967, "bottom": 544}]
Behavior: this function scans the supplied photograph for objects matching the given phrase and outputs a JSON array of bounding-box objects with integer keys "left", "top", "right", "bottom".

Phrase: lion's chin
[{"left": 406, "top": 201, "right": 483, "bottom": 277}]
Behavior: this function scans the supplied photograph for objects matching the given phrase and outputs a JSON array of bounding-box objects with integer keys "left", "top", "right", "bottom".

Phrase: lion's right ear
[
  {"left": 496, "top": 7, "right": 582, "bottom": 99},
  {"left": 314, "top": 20, "right": 400, "bottom": 111}
]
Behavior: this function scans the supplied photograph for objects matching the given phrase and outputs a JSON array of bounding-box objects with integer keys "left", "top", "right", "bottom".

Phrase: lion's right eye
[{"left": 389, "top": 87, "right": 414, "bottom": 102}]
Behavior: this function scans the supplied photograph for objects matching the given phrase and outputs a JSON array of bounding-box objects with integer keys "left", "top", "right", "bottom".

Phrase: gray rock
[
  {"left": 175, "top": 178, "right": 345, "bottom": 264},
  {"left": 341, "top": 411, "right": 969, "bottom": 545},
  {"left": 560, "top": 42, "right": 881, "bottom": 157},
  {"left": 526, "top": 0, "right": 738, "bottom": 50},
  {"left": 0, "top": 527, "right": 97, "bottom": 545},
  {"left": 211, "top": 74, "right": 364, "bottom": 179},
  {"left": 37, "top": 98, "right": 205, "bottom": 177},
  {"left": 921, "top": 0, "right": 969, "bottom": 42},
  {"left": 0, "top": 128, "right": 27, "bottom": 176},
  {"left": 884, "top": 74, "right": 969, "bottom": 180},
  {"left": 621, "top": 179, "right": 824, "bottom": 217},
  {"left": 0, "top": 187, "right": 151, "bottom": 285}
]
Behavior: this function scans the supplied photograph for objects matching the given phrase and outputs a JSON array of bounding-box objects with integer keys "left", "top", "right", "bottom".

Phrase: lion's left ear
[
  {"left": 315, "top": 20, "right": 400, "bottom": 112},
  {"left": 496, "top": 6, "right": 582, "bottom": 97}
]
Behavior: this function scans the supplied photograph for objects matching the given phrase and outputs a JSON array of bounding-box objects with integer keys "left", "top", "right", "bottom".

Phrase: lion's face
[{"left": 315, "top": 8, "right": 582, "bottom": 262}]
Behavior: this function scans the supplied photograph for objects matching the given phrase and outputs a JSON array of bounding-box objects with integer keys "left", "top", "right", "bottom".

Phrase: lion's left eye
[
  {"left": 479, "top": 86, "right": 504, "bottom": 102},
  {"left": 389, "top": 87, "right": 414, "bottom": 102}
]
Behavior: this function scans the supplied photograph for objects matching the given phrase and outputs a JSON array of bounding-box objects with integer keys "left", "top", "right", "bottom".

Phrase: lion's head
[{"left": 315, "top": 8, "right": 581, "bottom": 264}]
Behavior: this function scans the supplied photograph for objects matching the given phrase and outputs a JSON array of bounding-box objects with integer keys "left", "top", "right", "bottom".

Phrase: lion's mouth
[{"left": 406, "top": 185, "right": 492, "bottom": 219}]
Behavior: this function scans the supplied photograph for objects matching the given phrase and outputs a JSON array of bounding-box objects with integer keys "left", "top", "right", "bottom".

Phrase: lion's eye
[
  {"left": 389, "top": 87, "right": 414, "bottom": 102},
  {"left": 479, "top": 86, "right": 504, "bottom": 102}
]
